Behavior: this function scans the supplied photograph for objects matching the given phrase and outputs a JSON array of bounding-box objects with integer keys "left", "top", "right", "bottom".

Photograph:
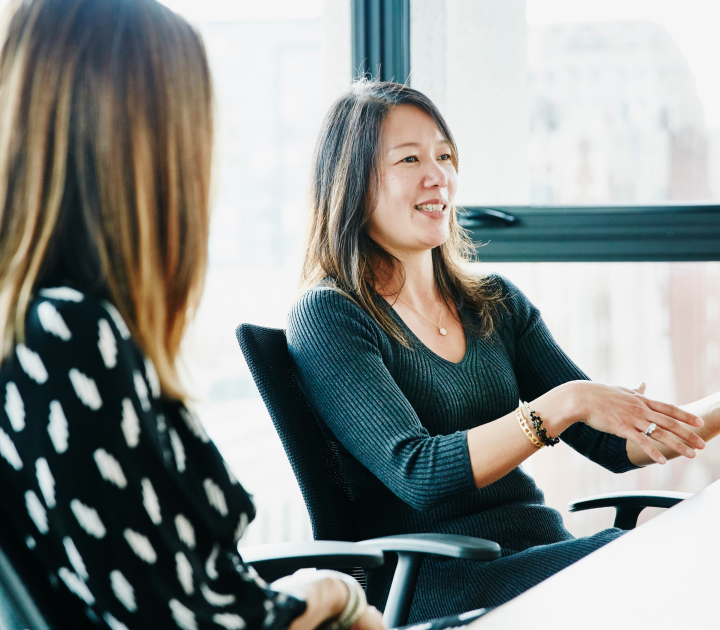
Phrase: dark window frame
[{"left": 350, "top": 1, "right": 720, "bottom": 262}]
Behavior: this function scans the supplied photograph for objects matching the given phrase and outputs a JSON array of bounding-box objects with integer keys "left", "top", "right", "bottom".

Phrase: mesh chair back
[{"left": 235, "top": 324, "right": 360, "bottom": 542}]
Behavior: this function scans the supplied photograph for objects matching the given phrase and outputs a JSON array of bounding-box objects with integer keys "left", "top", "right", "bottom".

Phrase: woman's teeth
[{"left": 415, "top": 204, "right": 445, "bottom": 212}]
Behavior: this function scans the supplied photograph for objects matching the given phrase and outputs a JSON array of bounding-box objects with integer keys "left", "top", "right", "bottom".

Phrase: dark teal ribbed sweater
[{"left": 287, "top": 275, "right": 635, "bottom": 619}]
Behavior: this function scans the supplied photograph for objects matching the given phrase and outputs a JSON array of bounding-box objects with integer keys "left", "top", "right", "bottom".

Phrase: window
[
  {"left": 161, "top": 0, "right": 352, "bottom": 545},
  {"left": 411, "top": 0, "right": 720, "bottom": 536}
]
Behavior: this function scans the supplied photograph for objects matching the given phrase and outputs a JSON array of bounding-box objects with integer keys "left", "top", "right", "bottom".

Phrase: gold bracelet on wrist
[{"left": 516, "top": 404, "right": 544, "bottom": 449}]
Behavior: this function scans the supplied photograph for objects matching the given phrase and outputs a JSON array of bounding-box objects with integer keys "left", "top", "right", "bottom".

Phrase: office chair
[{"left": 235, "top": 323, "right": 691, "bottom": 628}]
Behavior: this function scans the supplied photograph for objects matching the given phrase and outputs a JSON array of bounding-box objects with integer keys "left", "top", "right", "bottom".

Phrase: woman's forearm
[
  {"left": 469, "top": 380, "right": 703, "bottom": 488},
  {"left": 467, "top": 382, "right": 580, "bottom": 488}
]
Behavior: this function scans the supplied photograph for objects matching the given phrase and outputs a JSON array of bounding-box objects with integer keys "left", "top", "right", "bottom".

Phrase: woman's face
[{"left": 366, "top": 104, "right": 458, "bottom": 258}]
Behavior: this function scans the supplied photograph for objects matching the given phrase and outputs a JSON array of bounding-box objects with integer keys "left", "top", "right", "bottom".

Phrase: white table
[{"left": 473, "top": 479, "right": 720, "bottom": 629}]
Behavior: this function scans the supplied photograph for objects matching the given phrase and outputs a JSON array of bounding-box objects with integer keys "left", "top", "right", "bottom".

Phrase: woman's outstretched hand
[{"left": 569, "top": 380, "right": 705, "bottom": 466}]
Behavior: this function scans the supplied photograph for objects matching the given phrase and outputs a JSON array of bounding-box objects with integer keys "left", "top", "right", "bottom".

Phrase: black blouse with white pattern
[{"left": 0, "top": 287, "right": 305, "bottom": 630}]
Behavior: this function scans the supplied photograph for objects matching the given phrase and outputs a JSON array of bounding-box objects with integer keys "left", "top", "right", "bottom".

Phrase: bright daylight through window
[
  {"left": 155, "top": 0, "right": 719, "bottom": 544},
  {"left": 412, "top": 0, "right": 720, "bottom": 537}
]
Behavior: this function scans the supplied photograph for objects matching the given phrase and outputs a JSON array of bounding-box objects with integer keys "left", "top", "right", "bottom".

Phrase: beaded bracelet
[
  {"left": 520, "top": 400, "right": 560, "bottom": 447},
  {"left": 516, "top": 405, "right": 544, "bottom": 448}
]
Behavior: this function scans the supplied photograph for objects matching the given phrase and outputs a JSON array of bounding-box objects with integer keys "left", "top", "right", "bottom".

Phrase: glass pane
[
  {"left": 160, "top": 0, "right": 352, "bottom": 545},
  {"left": 411, "top": 1, "right": 720, "bottom": 535},
  {"left": 410, "top": 0, "right": 720, "bottom": 205},
  {"left": 472, "top": 261, "right": 720, "bottom": 536}
]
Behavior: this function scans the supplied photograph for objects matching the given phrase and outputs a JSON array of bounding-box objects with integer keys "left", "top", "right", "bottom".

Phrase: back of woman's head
[
  {"left": 302, "top": 80, "right": 498, "bottom": 342},
  {"left": 0, "top": 0, "right": 213, "bottom": 399}
]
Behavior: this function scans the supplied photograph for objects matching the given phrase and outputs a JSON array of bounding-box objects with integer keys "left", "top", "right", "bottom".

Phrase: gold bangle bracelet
[{"left": 516, "top": 406, "right": 544, "bottom": 449}]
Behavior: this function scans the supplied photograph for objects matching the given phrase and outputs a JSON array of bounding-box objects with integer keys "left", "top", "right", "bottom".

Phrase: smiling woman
[
  {"left": 287, "top": 80, "right": 720, "bottom": 622},
  {"left": 300, "top": 81, "right": 501, "bottom": 349}
]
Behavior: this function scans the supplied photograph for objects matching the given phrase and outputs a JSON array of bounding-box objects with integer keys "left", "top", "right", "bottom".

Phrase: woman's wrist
[{"left": 532, "top": 381, "right": 586, "bottom": 437}]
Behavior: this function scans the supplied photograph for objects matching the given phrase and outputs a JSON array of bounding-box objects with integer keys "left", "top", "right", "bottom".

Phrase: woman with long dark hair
[
  {"left": 288, "top": 80, "right": 720, "bottom": 622},
  {"left": 0, "top": 2, "right": 383, "bottom": 629}
]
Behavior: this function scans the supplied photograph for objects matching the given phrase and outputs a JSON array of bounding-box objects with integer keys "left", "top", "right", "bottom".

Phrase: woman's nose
[{"left": 422, "top": 160, "right": 448, "bottom": 188}]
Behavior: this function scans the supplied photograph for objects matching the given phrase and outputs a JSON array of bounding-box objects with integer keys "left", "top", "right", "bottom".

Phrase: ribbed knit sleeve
[
  {"left": 287, "top": 287, "right": 477, "bottom": 512},
  {"left": 496, "top": 276, "right": 638, "bottom": 474}
]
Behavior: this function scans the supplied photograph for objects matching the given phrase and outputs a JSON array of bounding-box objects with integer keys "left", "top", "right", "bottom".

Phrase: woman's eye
[
  {"left": 439, "top": 154, "right": 451, "bottom": 161},
  {"left": 401, "top": 156, "right": 418, "bottom": 163}
]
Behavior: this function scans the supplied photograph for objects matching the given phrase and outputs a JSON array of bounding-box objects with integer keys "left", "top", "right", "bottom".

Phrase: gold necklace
[{"left": 397, "top": 296, "right": 447, "bottom": 336}]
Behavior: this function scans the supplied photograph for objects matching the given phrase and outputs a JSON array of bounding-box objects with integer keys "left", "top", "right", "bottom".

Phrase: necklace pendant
[{"left": 439, "top": 327, "right": 447, "bottom": 336}]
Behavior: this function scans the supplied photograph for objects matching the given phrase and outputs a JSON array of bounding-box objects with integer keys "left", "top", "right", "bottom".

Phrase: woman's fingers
[
  {"left": 627, "top": 430, "right": 667, "bottom": 465},
  {"left": 642, "top": 396, "right": 703, "bottom": 427},
  {"left": 641, "top": 410, "right": 705, "bottom": 450},
  {"left": 637, "top": 423, "right": 696, "bottom": 459}
]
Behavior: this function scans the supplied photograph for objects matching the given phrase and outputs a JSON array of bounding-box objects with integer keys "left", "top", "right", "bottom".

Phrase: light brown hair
[
  {"left": 0, "top": 0, "right": 213, "bottom": 400},
  {"left": 301, "top": 80, "right": 500, "bottom": 344}
]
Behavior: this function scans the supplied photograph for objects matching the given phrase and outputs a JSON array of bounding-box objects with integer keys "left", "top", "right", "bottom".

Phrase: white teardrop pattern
[
  {"left": 224, "top": 460, "right": 239, "bottom": 486},
  {"left": 203, "top": 478, "right": 228, "bottom": 517},
  {"left": 98, "top": 319, "right": 118, "bottom": 369},
  {"left": 175, "top": 514, "right": 195, "bottom": 548},
  {"left": 213, "top": 613, "right": 247, "bottom": 630},
  {"left": 93, "top": 449, "right": 127, "bottom": 488},
  {"left": 142, "top": 477, "right": 162, "bottom": 525},
  {"left": 48, "top": 401, "right": 69, "bottom": 453},
  {"left": 25, "top": 490, "right": 48, "bottom": 534},
  {"left": 169, "top": 428, "right": 186, "bottom": 473},
  {"left": 233, "top": 512, "right": 249, "bottom": 543},
  {"left": 201, "top": 583, "right": 236, "bottom": 607},
  {"left": 144, "top": 358, "right": 161, "bottom": 399},
  {"left": 175, "top": 551, "right": 194, "bottom": 595},
  {"left": 39, "top": 287, "right": 84, "bottom": 302},
  {"left": 123, "top": 528, "right": 157, "bottom": 564},
  {"left": 69, "top": 369, "right": 102, "bottom": 410},
  {"left": 101, "top": 301, "right": 131, "bottom": 339},
  {"left": 5, "top": 382, "right": 25, "bottom": 432},
  {"left": 58, "top": 567, "right": 95, "bottom": 605},
  {"left": 179, "top": 407, "right": 210, "bottom": 443},
  {"left": 35, "top": 458, "right": 56, "bottom": 508},
  {"left": 110, "top": 569, "right": 137, "bottom": 612},
  {"left": 70, "top": 499, "right": 107, "bottom": 539},
  {"left": 133, "top": 371, "right": 151, "bottom": 412},
  {"left": 16, "top": 344, "right": 48, "bottom": 384},
  {"left": 169, "top": 598, "right": 198, "bottom": 630},
  {"left": 63, "top": 536, "right": 88, "bottom": 580},
  {"left": 103, "top": 612, "right": 131, "bottom": 630},
  {"left": 121, "top": 398, "right": 140, "bottom": 448},
  {"left": 206, "top": 544, "right": 220, "bottom": 581},
  {"left": 0, "top": 427, "right": 22, "bottom": 470},
  {"left": 37, "top": 301, "right": 72, "bottom": 341}
]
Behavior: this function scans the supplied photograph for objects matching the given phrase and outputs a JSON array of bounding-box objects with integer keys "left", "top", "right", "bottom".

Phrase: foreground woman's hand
[
  {"left": 566, "top": 381, "right": 705, "bottom": 466},
  {"left": 273, "top": 571, "right": 385, "bottom": 630}
]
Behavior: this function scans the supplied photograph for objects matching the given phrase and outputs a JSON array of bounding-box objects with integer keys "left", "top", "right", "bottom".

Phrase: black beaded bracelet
[{"left": 529, "top": 410, "right": 560, "bottom": 447}]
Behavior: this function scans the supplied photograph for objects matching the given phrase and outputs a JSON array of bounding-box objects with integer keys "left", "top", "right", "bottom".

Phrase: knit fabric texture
[{"left": 287, "top": 275, "right": 637, "bottom": 621}]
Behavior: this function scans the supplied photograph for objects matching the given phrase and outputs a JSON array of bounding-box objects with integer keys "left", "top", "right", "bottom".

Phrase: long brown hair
[
  {"left": 0, "top": 0, "right": 213, "bottom": 400},
  {"left": 301, "top": 80, "right": 500, "bottom": 344}
]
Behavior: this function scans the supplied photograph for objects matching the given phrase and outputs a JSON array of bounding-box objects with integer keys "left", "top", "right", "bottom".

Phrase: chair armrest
[
  {"left": 357, "top": 533, "right": 501, "bottom": 561},
  {"left": 568, "top": 491, "right": 693, "bottom": 531},
  {"left": 356, "top": 534, "right": 500, "bottom": 628},
  {"left": 240, "top": 541, "right": 385, "bottom": 582},
  {"left": 568, "top": 491, "right": 692, "bottom": 513}
]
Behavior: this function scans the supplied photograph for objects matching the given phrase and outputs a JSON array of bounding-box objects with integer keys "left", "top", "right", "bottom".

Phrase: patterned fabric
[
  {"left": 287, "top": 275, "right": 633, "bottom": 621},
  {"left": 0, "top": 288, "right": 305, "bottom": 630}
]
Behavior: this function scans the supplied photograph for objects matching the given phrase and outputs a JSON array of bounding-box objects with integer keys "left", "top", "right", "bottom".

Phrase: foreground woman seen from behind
[
  {"left": 0, "top": 1, "right": 383, "bottom": 629},
  {"left": 287, "top": 80, "right": 720, "bottom": 622}
]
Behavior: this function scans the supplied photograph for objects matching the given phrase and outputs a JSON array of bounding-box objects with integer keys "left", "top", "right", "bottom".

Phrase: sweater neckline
[{"left": 380, "top": 296, "right": 471, "bottom": 367}]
